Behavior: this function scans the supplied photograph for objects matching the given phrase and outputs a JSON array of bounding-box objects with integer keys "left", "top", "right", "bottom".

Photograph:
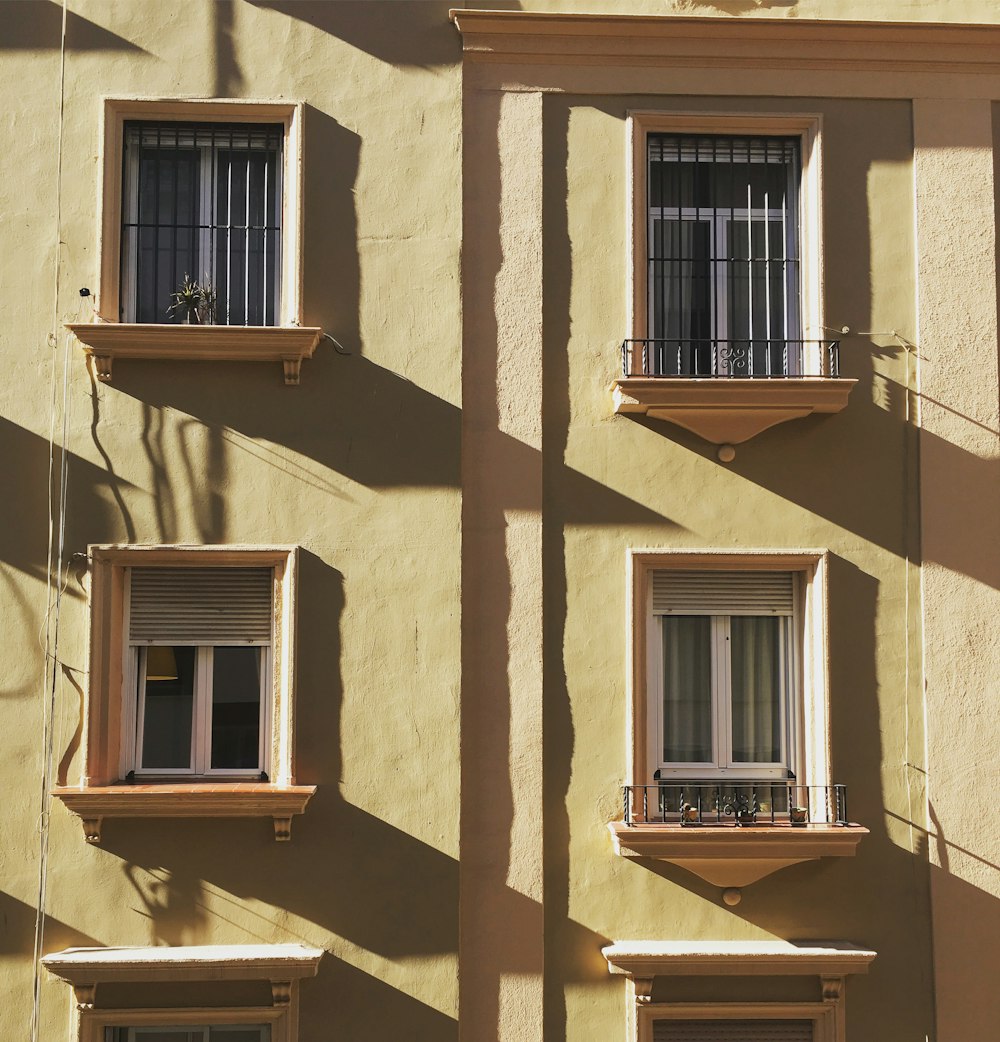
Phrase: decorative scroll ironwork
[
  {"left": 622, "top": 781, "right": 849, "bottom": 827},
  {"left": 620, "top": 338, "right": 841, "bottom": 379}
]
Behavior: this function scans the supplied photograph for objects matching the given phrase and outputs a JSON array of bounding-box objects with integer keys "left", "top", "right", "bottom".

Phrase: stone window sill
[
  {"left": 612, "top": 377, "right": 857, "bottom": 447},
  {"left": 52, "top": 783, "right": 316, "bottom": 843},
  {"left": 608, "top": 820, "right": 868, "bottom": 889},
  {"left": 67, "top": 323, "right": 323, "bottom": 385}
]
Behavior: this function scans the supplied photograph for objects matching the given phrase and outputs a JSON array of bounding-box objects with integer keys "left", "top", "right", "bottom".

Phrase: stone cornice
[
  {"left": 449, "top": 10, "right": 1000, "bottom": 74},
  {"left": 602, "top": 940, "right": 877, "bottom": 980}
]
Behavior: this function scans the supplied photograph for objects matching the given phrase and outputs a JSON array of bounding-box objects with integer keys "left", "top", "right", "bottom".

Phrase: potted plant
[{"left": 168, "top": 273, "right": 217, "bottom": 324}]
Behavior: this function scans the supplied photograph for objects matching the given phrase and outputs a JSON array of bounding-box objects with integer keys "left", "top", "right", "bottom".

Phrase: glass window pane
[
  {"left": 210, "top": 1029, "right": 269, "bottom": 1042},
  {"left": 140, "top": 646, "right": 196, "bottom": 769},
  {"left": 211, "top": 646, "right": 262, "bottom": 770},
  {"left": 661, "top": 616, "right": 713, "bottom": 763},
  {"left": 730, "top": 616, "right": 782, "bottom": 763}
]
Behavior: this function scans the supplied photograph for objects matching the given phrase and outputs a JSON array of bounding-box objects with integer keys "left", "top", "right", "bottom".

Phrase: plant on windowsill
[
  {"left": 790, "top": 806, "right": 809, "bottom": 827},
  {"left": 168, "top": 273, "right": 217, "bottom": 325}
]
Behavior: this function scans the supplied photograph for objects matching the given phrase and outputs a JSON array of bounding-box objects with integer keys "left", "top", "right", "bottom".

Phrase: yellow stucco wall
[{"left": 1, "top": 3, "right": 997, "bottom": 1041}]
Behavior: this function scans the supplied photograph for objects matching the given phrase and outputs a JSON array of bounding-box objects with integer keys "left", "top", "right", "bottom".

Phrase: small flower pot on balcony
[
  {"left": 680, "top": 804, "right": 701, "bottom": 826},
  {"left": 790, "top": 807, "right": 809, "bottom": 826}
]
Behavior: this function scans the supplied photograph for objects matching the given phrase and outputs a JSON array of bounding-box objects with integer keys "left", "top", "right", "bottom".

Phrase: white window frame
[
  {"left": 629, "top": 113, "right": 825, "bottom": 367},
  {"left": 129, "top": 644, "right": 271, "bottom": 779},
  {"left": 650, "top": 585, "right": 801, "bottom": 782},
  {"left": 628, "top": 551, "right": 830, "bottom": 792},
  {"left": 98, "top": 99, "right": 304, "bottom": 328}
]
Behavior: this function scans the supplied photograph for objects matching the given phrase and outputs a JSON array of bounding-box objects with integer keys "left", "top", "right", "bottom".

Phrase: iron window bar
[
  {"left": 120, "top": 120, "right": 284, "bottom": 326},
  {"left": 621, "top": 782, "right": 850, "bottom": 827},
  {"left": 646, "top": 134, "right": 802, "bottom": 353},
  {"left": 621, "top": 338, "right": 841, "bottom": 379}
]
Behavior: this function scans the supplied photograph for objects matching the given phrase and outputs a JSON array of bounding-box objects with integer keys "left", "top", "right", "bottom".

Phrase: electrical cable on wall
[{"left": 31, "top": 3, "right": 70, "bottom": 1041}]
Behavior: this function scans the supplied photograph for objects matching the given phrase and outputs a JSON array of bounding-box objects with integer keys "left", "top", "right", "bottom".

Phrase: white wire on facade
[{"left": 31, "top": 2, "right": 70, "bottom": 1040}]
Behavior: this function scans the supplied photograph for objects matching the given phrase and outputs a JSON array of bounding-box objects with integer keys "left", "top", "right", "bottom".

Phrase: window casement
[
  {"left": 120, "top": 121, "right": 284, "bottom": 327},
  {"left": 610, "top": 551, "right": 867, "bottom": 891},
  {"left": 106, "top": 1027, "right": 271, "bottom": 1042},
  {"left": 67, "top": 100, "right": 321, "bottom": 386},
  {"left": 615, "top": 114, "right": 855, "bottom": 450},
  {"left": 650, "top": 569, "right": 800, "bottom": 783},
  {"left": 52, "top": 547, "right": 315, "bottom": 843},
  {"left": 125, "top": 567, "right": 274, "bottom": 780},
  {"left": 645, "top": 134, "right": 802, "bottom": 378},
  {"left": 42, "top": 943, "right": 323, "bottom": 1042}
]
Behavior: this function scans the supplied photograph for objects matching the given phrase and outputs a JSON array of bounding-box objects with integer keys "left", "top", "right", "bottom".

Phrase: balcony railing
[
  {"left": 620, "top": 339, "right": 841, "bottom": 379},
  {"left": 622, "top": 781, "right": 850, "bottom": 827}
]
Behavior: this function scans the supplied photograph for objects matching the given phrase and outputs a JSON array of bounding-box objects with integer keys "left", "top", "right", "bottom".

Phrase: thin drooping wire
[{"left": 31, "top": 2, "right": 70, "bottom": 1039}]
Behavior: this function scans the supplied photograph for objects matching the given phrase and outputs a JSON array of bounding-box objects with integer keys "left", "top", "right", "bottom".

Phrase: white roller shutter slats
[
  {"left": 129, "top": 567, "right": 273, "bottom": 644},
  {"left": 652, "top": 570, "right": 794, "bottom": 617}
]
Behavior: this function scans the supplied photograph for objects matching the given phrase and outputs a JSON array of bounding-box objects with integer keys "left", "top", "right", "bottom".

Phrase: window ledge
[
  {"left": 52, "top": 783, "right": 316, "bottom": 843},
  {"left": 608, "top": 821, "right": 868, "bottom": 888},
  {"left": 66, "top": 323, "right": 323, "bottom": 386},
  {"left": 42, "top": 943, "right": 323, "bottom": 1010},
  {"left": 602, "top": 939, "right": 876, "bottom": 987},
  {"left": 612, "top": 377, "right": 857, "bottom": 445}
]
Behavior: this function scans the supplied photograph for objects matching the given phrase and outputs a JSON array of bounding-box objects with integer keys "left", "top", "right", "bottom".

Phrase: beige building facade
[{"left": 2, "top": 3, "right": 998, "bottom": 1041}]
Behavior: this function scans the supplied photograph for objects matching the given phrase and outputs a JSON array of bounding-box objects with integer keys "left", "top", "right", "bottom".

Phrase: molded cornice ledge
[
  {"left": 612, "top": 377, "right": 856, "bottom": 446},
  {"left": 52, "top": 783, "right": 317, "bottom": 843},
  {"left": 448, "top": 9, "right": 1000, "bottom": 74},
  {"left": 67, "top": 323, "right": 323, "bottom": 385},
  {"left": 42, "top": 944, "right": 324, "bottom": 1010},
  {"left": 602, "top": 940, "right": 876, "bottom": 984}
]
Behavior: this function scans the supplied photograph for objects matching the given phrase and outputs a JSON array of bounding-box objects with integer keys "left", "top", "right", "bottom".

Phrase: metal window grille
[
  {"left": 121, "top": 121, "right": 283, "bottom": 326},
  {"left": 647, "top": 134, "right": 801, "bottom": 376}
]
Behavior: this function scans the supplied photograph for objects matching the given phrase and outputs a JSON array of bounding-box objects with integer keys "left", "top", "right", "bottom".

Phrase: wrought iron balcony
[
  {"left": 622, "top": 781, "right": 850, "bottom": 828},
  {"left": 620, "top": 338, "right": 841, "bottom": 379}
]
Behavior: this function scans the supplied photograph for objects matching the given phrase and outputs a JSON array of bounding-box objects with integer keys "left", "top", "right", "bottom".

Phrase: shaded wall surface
[{"left": 1, "top": 4, "right": 998, "bottom": 1042}]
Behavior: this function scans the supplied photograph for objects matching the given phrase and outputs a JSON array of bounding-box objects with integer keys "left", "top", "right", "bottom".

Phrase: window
[
  {"left": 610, "top": 552, "right": 868, "bottom": 883},
  {"left": 646, "top": 134, "right": 801, "bottom": 377},
  {"left": 126, "top": 567, "right": 273, "bottom": 779},
  {"left": 651, "top": 570, "right": 798, "bottom": 781},
  {"left": 629, "top": 113, "right": 823, "bottom": 379},
  {"left": 630, "top": 553, "right": 827, "bottom": 791},
  {"left": 617, "top": 115, "right": 853, "bottom": 449},
  {"left": 121, "top": 122, "right": 283, "bottom": 326},
  {"left": 52, "top": 546, "right": 315, "bottom": 842},
  {"left": 653, "top": 1020, "right": 814, "bottom": 1042},
  {"left": 106, "top": 1029, "right": 270, "bottom": 1042},
  {"left": 604, "top": 941, "right": 876, "bottom": 1042},
  {"left": 68, "top": 100, "right": 319, "bottom": 386}
]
